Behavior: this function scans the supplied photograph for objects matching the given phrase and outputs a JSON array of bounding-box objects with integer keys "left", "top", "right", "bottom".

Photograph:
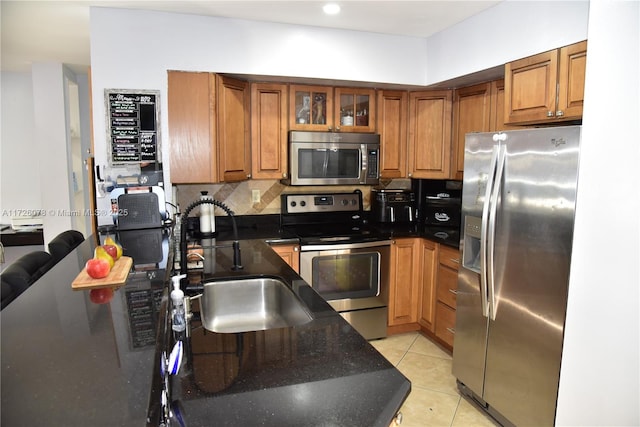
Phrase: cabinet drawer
[
  {"left": 436, "top": 264, "right": 458, "bottom": 308},
  {"left": 435, "top": 302, "right": 456, "bottom": 347},
  {"left": 438, "top": 245, "right": 460, "bottom": 270}
]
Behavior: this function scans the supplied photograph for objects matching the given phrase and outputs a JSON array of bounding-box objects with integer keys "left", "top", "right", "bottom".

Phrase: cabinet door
[
  {"left": 436, "top": 264, "right": 458, "bottom": 309},
  {"left": 270, "top": 243, "right": 300, "bottom": 273},
  {"left": 289, "top": 85, "right": 333, "bottom": 131},
  {"left": 504, "top": 49, "right": 558, "bottom": 124},
  {"left": 168, "top": 71, "right": 216, "bottom": 183},
  {"left": 377, "top": 90, "right": 408, "bottom": 179},
  {"left": 389, "top": 238, "right": 420, "bottom": 326},
  {"left": 408, "top": 90, "right": 452, "bottom": 179},
  {"left": 557, "top": 40, "right": 587, "bottom": 120},
  {"left": 334, "top": 87, "right": 376, "bottom": 132},
  {"left": 418, "top": 239, "right": 438, "bottom": 332},
  {"left": 490, "top": 79, "right": 520, "bottom": 132},
  {"left": 452, "top": 83, "right": 492, "bottom": 180},
  {"left": 216, "top": 75, "right": 251, "bottom": 182},
  {"left": 435, "top": 302, "right": 456, "bottom": 348},
  {"left": 251, "top": 83, "right": 288, "bottom": 180}
]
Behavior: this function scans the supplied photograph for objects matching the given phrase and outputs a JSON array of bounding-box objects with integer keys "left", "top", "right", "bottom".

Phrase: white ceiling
[{"left": 1, "top": 0, "right": 502, "bottom": 73}]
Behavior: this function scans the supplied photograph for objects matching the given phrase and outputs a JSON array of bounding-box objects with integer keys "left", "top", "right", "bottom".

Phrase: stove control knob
[
  {"left": 300, "top": 201, "right": 306, "bottom": 207},
  {"left": 290, "top": 201, "right": 297, "bottom": 207},
  {"left": 351, "top": 199, "right": 357, "bottom": 205}
]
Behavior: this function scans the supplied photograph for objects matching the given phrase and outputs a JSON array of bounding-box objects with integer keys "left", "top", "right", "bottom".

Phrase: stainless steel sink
[{"left": 199, "top": 277, "right": 312, "bottom": 333}]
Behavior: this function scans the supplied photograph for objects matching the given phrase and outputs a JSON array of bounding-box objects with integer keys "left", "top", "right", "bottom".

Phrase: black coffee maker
[{"left": 371, "top": 189, "right": 416, "bottom": 223}]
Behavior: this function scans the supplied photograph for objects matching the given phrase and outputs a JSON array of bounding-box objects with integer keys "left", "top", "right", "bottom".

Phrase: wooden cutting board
[{"left": 72, "top": 256, "right": 133, "bottom": 290}]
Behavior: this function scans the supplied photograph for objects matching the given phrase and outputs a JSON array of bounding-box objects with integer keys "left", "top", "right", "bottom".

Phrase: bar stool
[
  {"left": 48, "top": 230, "right": 84, "bottom": 263},
  {"left": 0, "top": 251, "right": 54, "bottom": 308}
]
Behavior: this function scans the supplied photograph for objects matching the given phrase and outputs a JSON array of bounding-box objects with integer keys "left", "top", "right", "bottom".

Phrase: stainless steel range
[{"left": 280, "top": 191, "right": 390, "bottom": 340}]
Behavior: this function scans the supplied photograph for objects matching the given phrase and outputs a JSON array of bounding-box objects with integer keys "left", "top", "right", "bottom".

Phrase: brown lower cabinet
[
  {"left": 269, "top": 243, "right": 300, "bottom": 273},
  {"left": 434, "top": 302, "right": 456, "bottom": 347},
  {"left": 432, "top": 244, "right": 459, "bottom": 350},
  {"left": 388, "top": 238, "right": 421, "bottom": 333},
  {"left": 387, "top": 238, "right": 460, "bottom": 352}
]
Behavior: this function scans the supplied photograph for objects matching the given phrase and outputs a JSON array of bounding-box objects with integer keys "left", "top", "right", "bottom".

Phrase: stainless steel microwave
[{"left": 286, "top": 131, "right": 380, "bottom": 186}]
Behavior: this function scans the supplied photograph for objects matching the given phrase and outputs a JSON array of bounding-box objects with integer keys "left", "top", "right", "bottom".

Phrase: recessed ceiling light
[{"left": 323, "top": 3, "right": 341, "bottom": 15}]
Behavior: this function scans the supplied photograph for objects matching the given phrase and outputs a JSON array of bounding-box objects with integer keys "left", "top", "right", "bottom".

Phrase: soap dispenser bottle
[{"left": 171, "top": 274, "right": 187, "bottom": 332}]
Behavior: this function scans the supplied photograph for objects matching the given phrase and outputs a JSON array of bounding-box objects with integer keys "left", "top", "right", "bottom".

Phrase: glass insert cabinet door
[
  {"left": 290, "top": 85, "right": 334, "bottom": 131},
  {"left": 289, "top": 85, "right": 376, "bottom": 132},
  {"left": 335, "top": 87, "right": 376, "bottom": 132}
]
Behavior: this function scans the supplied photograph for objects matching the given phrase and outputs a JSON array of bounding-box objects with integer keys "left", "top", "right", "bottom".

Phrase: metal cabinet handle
[
  {"left": 446, "top": 327, "right": 456, "bottom": 334},
  {"left": 547, "top": 111, "right": 555, "bottom": 117},
  {"left": 556, "top": 110, "right": 564, "bottom": 117},
  {"left": 450, "top": 258, "right": 460, "bottom": 264},
  {"left": 294, "top": 246, "right": 299, "bottom": 252},
  {"left": 448, "top": 289, "right": 457, "bottom": 295}
]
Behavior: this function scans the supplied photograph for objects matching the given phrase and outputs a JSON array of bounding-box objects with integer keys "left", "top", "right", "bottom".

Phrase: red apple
[
  {"left": 102, "top": 244, "right": 118, "bottom": 261},
  {"left": 90, "top": 288, "right": 114, "bottom": 304},
  {"left": 85, "top": 258, "right": 111, "bottom": 279}
]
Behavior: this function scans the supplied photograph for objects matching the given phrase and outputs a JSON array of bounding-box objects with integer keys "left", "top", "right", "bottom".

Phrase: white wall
[
  {"left": 556, "top": 1, "right": 640, "bottom": 425},
  {"left": 31, "top": 63, "right": 74, "bottom": 244},
  {"left": 89, "top": 4, "right": 589, "bottom": 200},
  {"left": 0, "top": 72, "right": 41, "bottom": 217},
  {"left": 424, "top": 0, "right": 589, "bottom": 84}
]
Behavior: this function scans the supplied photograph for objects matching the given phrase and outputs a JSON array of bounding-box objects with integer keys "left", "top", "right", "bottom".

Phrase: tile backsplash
[{"left": 174, "top": 179, "right": 410, "bottom": 217}]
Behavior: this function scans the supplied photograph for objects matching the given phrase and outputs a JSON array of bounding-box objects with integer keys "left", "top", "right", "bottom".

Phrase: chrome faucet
[{"left": 179, "top": 198, "right": 243, "bottom": 275}]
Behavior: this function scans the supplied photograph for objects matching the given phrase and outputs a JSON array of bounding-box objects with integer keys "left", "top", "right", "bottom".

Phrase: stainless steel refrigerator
[{"left": 452, "top": 126, "right": 581, "bottom": 426}]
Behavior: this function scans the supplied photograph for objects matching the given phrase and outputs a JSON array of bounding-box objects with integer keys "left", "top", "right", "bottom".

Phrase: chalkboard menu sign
[{"left": 105, "top": 89, "right": 161, "bottom": 164}]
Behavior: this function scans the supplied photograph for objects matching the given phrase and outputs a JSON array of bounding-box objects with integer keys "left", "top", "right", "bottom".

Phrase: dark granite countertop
[
  {"left": 2, "top": 230, "right": 410, "bottom": 426},
  {"left": 1, "top": 232, "right": 170, "bottom": 426},
  {"left": 156, "top": 239, "right": 410, "bottom": 426},
  {"left": 209, "top": 214, "right": 460, "bottom": 248}
]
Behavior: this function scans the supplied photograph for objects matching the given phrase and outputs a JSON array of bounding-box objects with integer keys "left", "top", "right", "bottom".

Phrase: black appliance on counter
[
  {"left": 108, "top": 186, "right": 167, "bottom": 230},
  {"left": 412, "top": 179, "right": 463, "bottom": 246},
  {"left": 280, "top": 190, "right": 390, "bottom": 340},
  {"left": 371, "top": 188, "right": 416, "bottom": 223}
]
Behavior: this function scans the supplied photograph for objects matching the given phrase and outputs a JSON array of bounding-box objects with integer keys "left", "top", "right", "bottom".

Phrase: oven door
[{"left": 299, "top": 240, "right": 391, "bottom": 301}]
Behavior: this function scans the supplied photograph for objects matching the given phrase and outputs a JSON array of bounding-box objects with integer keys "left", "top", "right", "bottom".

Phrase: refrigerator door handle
[
  {"left": 480, "top": 143, "right": 500, "bottom": 318},
  {"left": 487, "top": 143, "right": 507, "bottom": 321}
]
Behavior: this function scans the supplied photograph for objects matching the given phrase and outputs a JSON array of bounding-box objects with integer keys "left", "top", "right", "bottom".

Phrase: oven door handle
[{"left": 300, "top": 240, "right": 392, "bottom": 252}]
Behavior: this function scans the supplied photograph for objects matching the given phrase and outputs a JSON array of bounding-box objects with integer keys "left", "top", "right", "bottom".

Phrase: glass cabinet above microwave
[
  {"left": 334, "top": 87, "right": 376, "bottom": 133},
  {"left": 290, "top": 85, "right": 334, "bottom": 131},
  {"left": 289, "top": 85, "right": 376, "bottom": 133}
]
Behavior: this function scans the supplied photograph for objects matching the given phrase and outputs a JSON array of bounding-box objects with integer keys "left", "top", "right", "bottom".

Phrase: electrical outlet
[{"left": 252, "top": 189, "right": 261, "bottom": 203}]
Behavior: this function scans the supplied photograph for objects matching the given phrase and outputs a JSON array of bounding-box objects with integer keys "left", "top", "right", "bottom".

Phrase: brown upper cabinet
[
  {"left": 251, "top": 83, "right": 288, "bottom": 180},
  {"left": 217, "top": 75, "right": 251, "bottom": 182},
  {"left": 504, "top": 40, "right": 587, "bottom": 125},
  {"left": 378, "top": 90, "right": 408, "bottom": 179},
  {"left": 334, "top": 87, "right": 376, "bottom": 133},
  {"left": 451, "top": 79, "right": 518, "bottom": 180},
  {"left": 407, "top": 90, "right": 453, "bottom": 179},
  {"left": 289, "top": 85, "right": 376, "bottom": 132},
  {"left": 168, "top": 71, "right": 250, "bottom": 183},
  {"left": 289, "top": 85, "right": 333, "bottom": 131},
  {"left": 168, "top": 71, "right": 216, "bottom": 183}
]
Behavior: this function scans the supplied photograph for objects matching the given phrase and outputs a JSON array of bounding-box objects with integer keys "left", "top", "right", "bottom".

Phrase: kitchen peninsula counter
[
  {"left": 1, "top": 233, "right": 169, "bottom": 426},
  {"left": 156, "top": 238, "right": 410, "bottom": 426},
  {"left": 2, "top": 232, "right": 410, "bottom": 426}
]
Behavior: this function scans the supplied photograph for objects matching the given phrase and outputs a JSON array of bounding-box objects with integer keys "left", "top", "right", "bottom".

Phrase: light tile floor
[{"left": 370, "top": 332, "right": 500, "bottom": 427}]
